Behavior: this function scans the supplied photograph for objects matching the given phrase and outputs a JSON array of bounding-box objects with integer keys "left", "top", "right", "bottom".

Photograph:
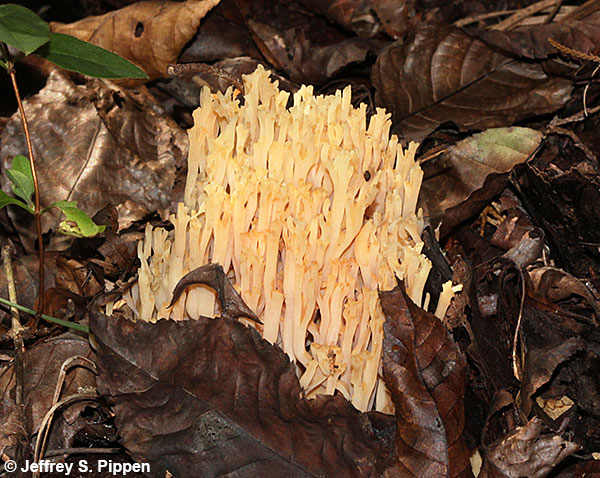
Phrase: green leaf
[
  {"left": 0, "top": 189, "right": 33, "bottom": 213},
  {"left": 0, "top": 4, "right": 50, "bottom": 56},
  {"left": 35, "top": 33, "right": 148, "bottom": 79},
  {"left": 6, "top": 155, "right": 34, "bottom": 207},
  {"left": 47, "top": 200, "right": 106, "bottom": 238}
]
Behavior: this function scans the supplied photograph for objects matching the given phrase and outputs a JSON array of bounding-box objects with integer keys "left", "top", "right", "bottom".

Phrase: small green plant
[{"left": 0, "top": 4, "right": 147, "bottom": 330}]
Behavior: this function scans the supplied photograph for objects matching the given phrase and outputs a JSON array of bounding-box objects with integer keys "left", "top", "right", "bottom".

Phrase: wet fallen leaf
[
  {"left": 479, "top": 418, "right": 580, "bottom": 478},
  {"left": 373, "top": 22, "right": 572, "bottom": 140},
  {"left": 419, "top": 127, "right": 543, "bottom": 235},
  {"left": 0, "top": 70, "right": 183, "bottom": 251},
  {"left": 379, "top": 285, "right": 473, "bottom": 478},
  {"left": 50, "top": 0, "right": 221, "bottom": 80}
]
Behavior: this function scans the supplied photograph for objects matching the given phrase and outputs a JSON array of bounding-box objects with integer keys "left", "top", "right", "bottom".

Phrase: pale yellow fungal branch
[{"left": 125, "top": 65, "right": 458, "bottom": 413}]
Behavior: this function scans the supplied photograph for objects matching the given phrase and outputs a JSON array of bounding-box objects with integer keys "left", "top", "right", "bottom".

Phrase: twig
[
  {"left": 1, "top": 241, "right": 25, "bottom": 405},
  {"left": 491, "top": 0, "right": 560, "bottom": 30},
  {"left": 43, "top": 447, "right": 122, "bottom": 458},
  {"left": 454, "top": 10, "right": 517, "bottom": 28},
  {"left": 0, "top": 42, "right": 45, "bottom": 324},
  {"left": 37, "top": 357, "right": 97, "bottom": 470},
  {"left": 33, "top": 393, "right": 99, "bottom": 478}
]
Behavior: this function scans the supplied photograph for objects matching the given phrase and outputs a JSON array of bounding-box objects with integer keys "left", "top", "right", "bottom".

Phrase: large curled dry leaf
[
  {"left": 50, "top": 0, "right": 220, "bottom": 80},
  {"left": 90, "top": 311, "right": 384, "bottom": 477},
  {"left": 379, "top": 285, "right": 472, "bottom": 478},
  {"left": 373, "top": 22, "right": 572, "bottom": 140},
  {"left": 0, "top": 70, "right": 183, "bottom": 251},
  {"left": 419, "top": 127, "right": 543, "bottom": 235}
]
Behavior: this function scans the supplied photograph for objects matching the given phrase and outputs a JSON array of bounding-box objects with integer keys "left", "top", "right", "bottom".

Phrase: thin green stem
[
  {"left": 0, "top": 297, "right": 90, "bottom": 334},
  {"left": 1, "top": 41, "right": 45, "bottom": 322}
]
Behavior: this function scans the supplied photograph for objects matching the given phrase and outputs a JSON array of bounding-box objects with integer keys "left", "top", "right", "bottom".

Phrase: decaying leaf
[
  {"left": 379, "top": 285, "right": 473, "bottom": 478},
  {"left": 373, "top": 21, "right": 572, "bottom": 140},
  {"left": 50, "top": 0, "right": 221, "bottom": 80},
  {"left": 90, "top": 310, "right": 384, "bottom": 477},
  {"left": 0, "top": 70, "right": 183, "bottom": 251},
  {"left": 479, "top": 418, "right": 580, "bottom": 478},
  {"left": 419, "top": 127, "right": 543, "bottom": 235}
]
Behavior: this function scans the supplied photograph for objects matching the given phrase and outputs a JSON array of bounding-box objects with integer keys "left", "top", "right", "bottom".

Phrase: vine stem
[{"left": 1, "top": 43, "right": 45, "bottom": 323}]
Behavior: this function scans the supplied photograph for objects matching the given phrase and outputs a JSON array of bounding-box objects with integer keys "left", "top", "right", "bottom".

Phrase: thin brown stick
[
  {"left": 1, "top": 241, "right": 25, "bottom": 405},
  {"left": 492, "top": 0, "right": 559, "bottom": 30},
  {"left": 2, "top": 44, "right": 45, "bottom": 321}
]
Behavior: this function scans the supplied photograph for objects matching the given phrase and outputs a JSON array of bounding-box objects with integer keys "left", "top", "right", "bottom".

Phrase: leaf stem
[
  {"left": 2, "top": 42, "right": 46, "bottom": 322},
  {"left": 0, "top": 297, "right": 90, "bottom": 334}
]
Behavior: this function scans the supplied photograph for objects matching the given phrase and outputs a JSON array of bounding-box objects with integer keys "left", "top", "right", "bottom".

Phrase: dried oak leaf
[
  {"left": 379, "top": 285, "right": 472, "bottom": 478},
  {"left": 479, "top": 417, "right": 580, "bottom": 478},
  {"left": 50, "top": 0, "right": 221, "bottom": 80},
  {"left": 0, "top": 70, "right": 183, "bottom": 251},
  {"left": 419, "top": 127, "right": 542, "bottom": 236},
  {"left": 90, "top": 311, "right": 384, "bottom": 477},
  {"left": 372, "top": 21, "right": 572, "bottom": 140}
]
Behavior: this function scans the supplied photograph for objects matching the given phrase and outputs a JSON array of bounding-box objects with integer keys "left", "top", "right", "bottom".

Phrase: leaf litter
[{"left": 1, "top": 0, "right": 600, "bottom": 477}]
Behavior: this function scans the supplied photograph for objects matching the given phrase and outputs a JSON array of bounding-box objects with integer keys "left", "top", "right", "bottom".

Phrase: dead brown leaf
[
  {"left": 50, "top": 0, "right": 221, "bottom": 80},
  {"left": 0, "top": 70, "right": 183, "bottom": 251},
  {"left": 0, "top": 334, "right": 95, "bottom": 437},
  {"left": 379, "top": 285, "right": 473, "bottom": 478},
  {"left": 475, "top": 11, "right": 600, "bottom": 61},
  {"left": 373, "top": 21, "right": 572, "bottom": 140},
  {"left": 295, "top": 0, "right": 415, "bottom": 38},
  {"left": 91, "top": 300, "right": 384, "bottom": 476},
  {"left": 479, "top": 417, "right": 580, "bottom": 478},
  {"left": 419, "top": 127, "right": 543, "bottom": 235},
  {"left": 236, "top": 0, "right": 382, "bottom": 85}
]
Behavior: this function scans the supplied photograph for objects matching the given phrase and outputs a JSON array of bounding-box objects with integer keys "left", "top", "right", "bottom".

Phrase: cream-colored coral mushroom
[{"left": 125, "top": 65, "right": 459, "bottom": 413}]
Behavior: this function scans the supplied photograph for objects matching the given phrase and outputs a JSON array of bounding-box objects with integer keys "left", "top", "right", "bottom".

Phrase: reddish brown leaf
[
  {"left": 373, "top": 21, "right": 572, "bottom": 140},
  {"left": 479, "top": 418, "right": 580, "bottom": 478},
  {"left": 379, "top": 285, "right": 472, "bottom": 478},
  {"left": 50, "top": 0, "right": 221, "bottom": 80},
  {"left": 90, "top": 311, "right": 384, "bottom": 477}
]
